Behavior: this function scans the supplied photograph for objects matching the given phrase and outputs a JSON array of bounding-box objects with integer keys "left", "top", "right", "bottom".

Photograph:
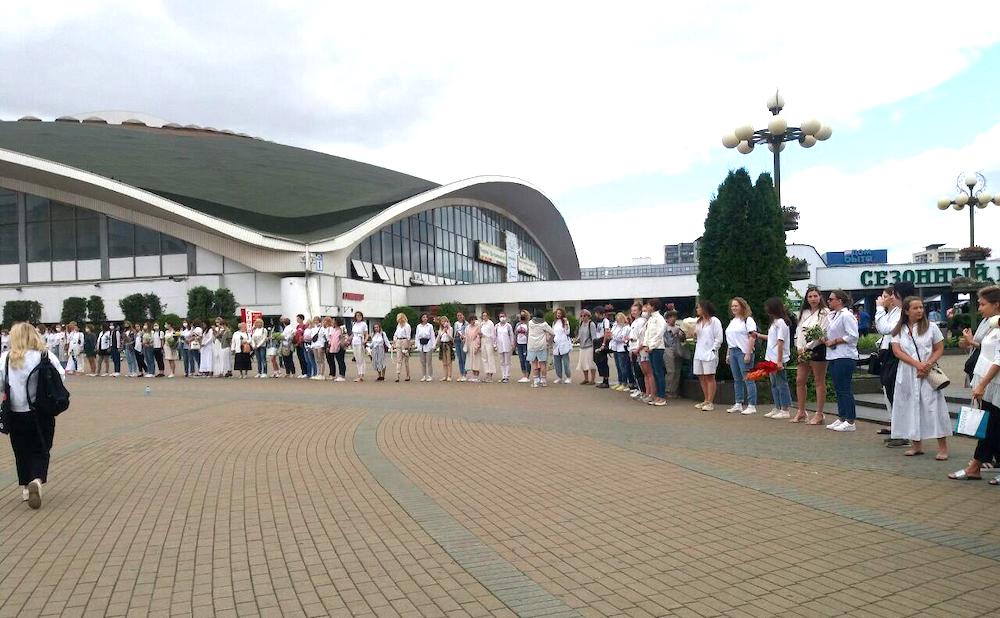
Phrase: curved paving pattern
[{"left": 1, "top": 376, "right": 999, "bottom": 617}]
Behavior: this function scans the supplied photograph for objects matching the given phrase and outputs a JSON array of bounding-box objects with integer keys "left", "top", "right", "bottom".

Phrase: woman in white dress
[
  {"left": 65, "top": 322, "right": 84, "bottom": 375},
  {"left": 890, "top": 296, "right": 951, "bottom": 460},
  {"left": 199, "top": 322, "right": 215, "bottom": 376},
  {"left": 551, "top": 308, "right": 572, "bottom": 384},
  {"left": 351, "top": 312, "right": 369, "bottom": 382},
  {"left": 465, "top": 316, "right": 482, "bottom": 382},
  {"left": 495, "top": 312, "right": 514, "bottom": 383},
  {"left": 479, "top": 311, "right": 497, "bottom": 382}
]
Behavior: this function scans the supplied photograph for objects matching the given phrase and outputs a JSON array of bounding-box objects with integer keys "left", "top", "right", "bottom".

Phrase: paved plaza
[{"left": 2, "top": 374, "right": 1000, "bottom": 618}]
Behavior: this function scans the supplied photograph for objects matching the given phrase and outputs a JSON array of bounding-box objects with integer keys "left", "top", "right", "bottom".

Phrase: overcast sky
[{"left": 4, "top": 1, "right": 1000, "bottom": 267}]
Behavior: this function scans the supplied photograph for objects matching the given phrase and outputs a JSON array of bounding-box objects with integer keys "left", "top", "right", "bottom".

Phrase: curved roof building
[{"left": 0, "top": 117, "right": 579, "bottom": 320}]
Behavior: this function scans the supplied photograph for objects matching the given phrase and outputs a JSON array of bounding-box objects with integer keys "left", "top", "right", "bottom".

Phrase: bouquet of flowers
[
  {"left": 270, "top": 332, "right": 284, "bottom": 343},
  {"left": 142, "top": 333, "right": 153, "bottom": 345},
  {"left": 678, "top": 317, "right": 698, "bottom": 340},
  {"left": 164, "top": 334, "right": 176, "bottom": 348},
  {"left": 745, "top": 360, "right": 780, "bottom": 381},
  {"left": 797, "top": 324, "right": 826, "bottom": 363}
]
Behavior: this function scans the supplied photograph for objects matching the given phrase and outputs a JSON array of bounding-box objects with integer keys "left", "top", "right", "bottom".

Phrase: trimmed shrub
[
  {"left": 61, "top": 297, "right": 88, "bottom": 325},
  {"left": 382, "top": 306, "right": 420, "bottom": 338},
  {"left": 87, "top": 295, "right": 107, "bottom": 323},
  {"left": 3, "top": 300, "right": 42, "bottom": 328}
]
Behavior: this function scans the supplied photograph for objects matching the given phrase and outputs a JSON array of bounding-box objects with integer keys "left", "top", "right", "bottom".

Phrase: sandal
[
  {"left": 789, "top": 413, "right": 808, "bottom": 423},
  {"left": 989, "top": 476, "right": 1000, "bottom": 486},
  {"left": 807, "top": 414, "right": 825, "bottom": 425},
  {"left": 936, "top": 453, "right": 949, "bottom": 461},
  {"left": 948, "top": 470, "right": 982, "bottom": 480},
  {"left": 904, "top": 450, "right": 925, "bottom": 457}
]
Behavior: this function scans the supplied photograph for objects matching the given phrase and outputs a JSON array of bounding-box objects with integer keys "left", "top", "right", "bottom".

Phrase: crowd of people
[{"left": 4, "top": 284, "right": 1000, "bottom": 509}]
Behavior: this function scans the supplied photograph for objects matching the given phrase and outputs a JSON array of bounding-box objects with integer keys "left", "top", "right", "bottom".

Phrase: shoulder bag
[
  {"left": 908, "top": 327, "right": 950, "bottom": 391},
  {"left": 0, "top": 357, "right": 10, "bottom": 435}
]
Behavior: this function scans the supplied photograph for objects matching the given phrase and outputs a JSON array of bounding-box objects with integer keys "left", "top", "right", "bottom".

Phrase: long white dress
[
  {"left": 213, "top": 327, "right": 229, "bottom": 376},
  {"left": 200, "top": 328, "right": 215, "bottom": 374},
  {"left": 480, "top": 319, "right": 497, "bottom": 374},
  {"left": 890, "top": 323, "right": 952, "bottom": 441}
]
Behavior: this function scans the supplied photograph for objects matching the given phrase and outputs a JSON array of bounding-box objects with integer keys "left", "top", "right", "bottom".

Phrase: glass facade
[
  {"left": 580, "top": 263, "right": 697, "bottom": 279},
  {"left": 0, "top": 186, "right": 189, "bottom": 282},
  {"left": 349, "top": 204, "right": 555, "bottom": 284}
]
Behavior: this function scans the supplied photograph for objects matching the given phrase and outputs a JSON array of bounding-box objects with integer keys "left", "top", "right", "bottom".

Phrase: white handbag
[
  {"left": 908, "top": 328, "right": 950, "bottom": 391},
  {"left": 956, "top": 404, "right": 990, "bottom": 439}
]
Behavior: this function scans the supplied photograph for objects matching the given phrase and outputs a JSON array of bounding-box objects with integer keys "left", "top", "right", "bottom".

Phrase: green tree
[
  {"left": 434, "top": 301, "right": 467, "bottom": 324},
  {"left": 87, "top": 295, "right": 107, "bottom": 324},
  {"left": 211, "top": 288, "right": 237, "bottom": 320},
  {"left": 382, "top": 305, "right": 420, "bottom": 338},
  {"left": 187, "top": 286, "right": 214, "bottom": 323},
  {"left": 158, "top": 313, "right": 184, "bottom": 329},
  {"left": 4, "top": 300, "right": 42, "bottom": 327},
  {"left": 61, "top": 297, "right": 88, "bottom": 325},
  {"left": 698, "top": 168, "right": 788, "bottom": 324},
  {"left": 144, "top": 294, "right": 163, "bottom": 320},
  {"left": 119, "top": 293, "right": 148, "bottom": 324},
  {"left": 544, "top": 310, "right": 579, "bottom": 336}
]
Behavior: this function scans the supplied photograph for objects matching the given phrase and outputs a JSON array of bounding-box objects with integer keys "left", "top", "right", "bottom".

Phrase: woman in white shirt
[
  {"left": 393, "top": 313, "right": 412, "bottom": 382},
  {"left": 950, "top": 286, "right": 1000, "bottom": 481},
  {"left": 495, "top": 313, "right": 514, "bottom": 383},
  {"left": 610, "top": 312, "right": 633, "bottom": 391},
  {"left": 351, "top": 312, "right": 369, "bottom": 382},
  {"left": 231, "top": 322, "right": 253, "bottom": 379},
  {"left": 551, "top": 308, "right": 572, "bottom": 384},
  {"left": 437, "top": 316, "right": 454, "bottom": 382},
  {"left": 1, "top": 322, "right": 66, "bottom": 508},
  {"left": 465, "top": 316, "right": 482, "bottom": 382},
  {"left": 211, "top": 321, "right": 227, "bottom": 378},
  {"left": 199, "top": 322, "right": 215, "bottom": 376},
  {"left": 693, "top": 300, "right": 723, "bottom": 411},
  {"left": 822, "top": 290, "right": 860, "bottom": 432},
  {"left": 480, "top": 311, "right": 497, "bottom": 383},
  {"left": 163, "top": 322, "right": 179, "bottom": 378},
  {"left": 890, "top": 296, "right": 951, "bottom": 459},
  {"left": 65, "top": 322, "right": 84, "bottom": 375},
  {"left": 725, "top": 297, "right": 758, "bottom": 415},
  {"left": 309, "top": 316, "right": 327, "bottom": 380},
  {"left": 759, "top": 299, "right": 793, "bottom": 419},
  {"left": 414, "top": 313, "right": 437, "bottom": 381},
  {"left": 368, "top": 323, "right": 390, "bottom": 381},
  {"left": 96, "top": 325, "right": 113, "bottom": 377},
  {"left": 795, "top": 287, "right": 830, "bottom": 424},
  {"left": 515, "top": 311, "right": 531, "bottom": 383},
  {"left": 251, "top": 318, "right": 269, "bottom": 378}
]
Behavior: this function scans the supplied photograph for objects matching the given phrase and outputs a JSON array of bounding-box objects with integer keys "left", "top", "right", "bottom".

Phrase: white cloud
[{"left": 783, "top": 122, "right": 1000, "bottom": 262}]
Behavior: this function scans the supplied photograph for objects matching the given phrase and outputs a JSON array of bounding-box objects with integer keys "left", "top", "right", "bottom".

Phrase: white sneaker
[
  {"left": 726, "top": 404, "right": 743, "bottom": 413},
  {"left": 540, "top": 379, "right": 548, "bottom": 387},
  {"left": 20, "top": 487, "right": 28, "bottom": 502},
  {"left": 310, "top": 375, "right": 324, "bottom": 380},
  {"left": 739, "top": 406, "right": 756, "bottom": 415},
  {"left": 701, "top": 403, "right": 715, "bottom": 411},
  {"left": 518, "top": 377, "right": 529, "bottom": 383},
  {"left": 563, "top": 379, "right": 572, "bottom": 385},
  {"left": 457, "top": 376, "right": 467, "bottom": 382},
  {"left": 833, "top": 422, "right": 856, "bottom": 432},
  {"left": 772, "top": 410, "right": 791, "bottom": 420},
  {"left": 826, "top": 419, "right": 844, "bottom": 430},
  {"left": 531, "top": 381, "right": 539, "bottom": 388},
  {"left": 335, "top": 377, "right": 346, "bottom": 382},
  {"left": 100, "top": 373, "right": 109, "bottom": 377},
  {"left": 27, "top": 479, "right": 41, "bottom": 509},
  {"left": 168, "top": 374, "right": 175, "bottom": 379},
  {"left": 764, "top": 408, "right": 777, "bottom": 418},
  {"left": 298, "top": 375, "right": 308, "bottom": 379},
  {"left": 439, "top": 377, "right": 447, "bottom": 381},
  {"left": 552, "top": 378, "right": 561, "bottom": 384}
]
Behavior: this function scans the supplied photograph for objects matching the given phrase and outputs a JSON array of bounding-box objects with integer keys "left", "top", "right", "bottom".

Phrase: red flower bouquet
[{"left": 745, "top": 361, "right": 780, "bottom": 382}]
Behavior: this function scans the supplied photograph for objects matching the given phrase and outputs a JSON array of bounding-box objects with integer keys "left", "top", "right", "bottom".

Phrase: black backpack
[{"left": 27, "top": 354, "right": 70, "bottom": 416}]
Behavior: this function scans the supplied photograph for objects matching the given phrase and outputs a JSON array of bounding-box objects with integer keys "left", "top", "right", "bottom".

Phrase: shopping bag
[{"left": 955, "top": 405, "right": 990, "bottom": 440}]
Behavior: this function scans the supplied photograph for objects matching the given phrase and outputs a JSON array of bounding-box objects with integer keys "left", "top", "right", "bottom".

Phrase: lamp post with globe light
[
  {"left": 722, "top": 91, "right": 832, "bottom": 208},
  {"left": 936, "top": 172, "right": 999, "bottom": 283}
]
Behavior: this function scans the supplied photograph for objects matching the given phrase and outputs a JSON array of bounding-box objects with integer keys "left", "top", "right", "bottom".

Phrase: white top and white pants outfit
[
  {"left": 414, "top": 322, "right": 436, "bottom": 380},
  {"left": 480, "top": 320, "right": 497, "bottom": 378},
  {"left": 890, "top": 323, "right": 951, "bottom": 442},
  {"left": 495, "top": 321, "right": 514, "bottom": 380},
  {"left": 394, "top": 323, "right": 412, "bottom": 379},
  {"left": 693, "top": 317, "right": 723, "bottom": 375},
  {"left": 351, "top": 321, "right": 368, "bottom": 379}
]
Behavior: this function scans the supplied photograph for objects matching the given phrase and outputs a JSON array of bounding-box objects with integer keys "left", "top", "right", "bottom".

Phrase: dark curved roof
[{"left": 0, "top": 121, "right": 439, "bottom": 241}]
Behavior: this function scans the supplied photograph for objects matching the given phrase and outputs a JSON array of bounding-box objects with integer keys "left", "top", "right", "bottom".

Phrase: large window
[
  {"left": 349, "top": 204, "right": 555, "bottom": 284},
  {"left": 107, "top": 217, "right": 188, "bottom": 258},
  {"left": 0, "top": 189, "right": 17, "bottom": 265},
  {"left": 23, "top": 196, "right": 103, "bottom": 262}
]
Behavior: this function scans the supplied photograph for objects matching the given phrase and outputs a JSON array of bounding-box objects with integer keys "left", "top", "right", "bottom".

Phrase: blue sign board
[{"left": 824, "top": 249, "right": 888, "bottom": 266}]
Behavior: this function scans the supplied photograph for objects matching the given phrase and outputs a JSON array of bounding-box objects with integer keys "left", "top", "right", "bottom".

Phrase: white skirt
[
  {"left": 577, "top": 346, "right": 596, "bottom": 371},
  {"left": 200, "top": 345, "right": 214, "bottom": 373},
  {"left": 481, "top": 345, "right": 497, "bottom": 374}
]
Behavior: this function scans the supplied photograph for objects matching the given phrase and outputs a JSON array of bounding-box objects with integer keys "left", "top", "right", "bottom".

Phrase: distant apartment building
[
  {"left": 665, "top": 241, "right": 699, "bottom": 265},
  {"left": 913, "top": 244, "right": 959, "bottom": 264}
]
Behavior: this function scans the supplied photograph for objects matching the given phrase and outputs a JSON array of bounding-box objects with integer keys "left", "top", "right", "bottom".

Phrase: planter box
[{"left": 681, "top": 371, "right": 882, "bottom": 404}]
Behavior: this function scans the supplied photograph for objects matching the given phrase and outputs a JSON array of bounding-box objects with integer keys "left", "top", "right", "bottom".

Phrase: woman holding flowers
[
  {"left": 795, "top": 287, "right": 829, "bottom": 424},
  {"left": 759, "top": 298, "right": 793, "bottom": 419},
  {"left": 725, "top": 297, "right": 758, "bottom": 415}
]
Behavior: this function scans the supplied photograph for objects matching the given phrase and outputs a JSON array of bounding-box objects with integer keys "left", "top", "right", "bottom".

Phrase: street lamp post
[
  {"left": 722, "top": 91, "right": 832, "bottom": 207},
  {"left": 936, "top": 172, "right": 1000, "bottom": 281}
]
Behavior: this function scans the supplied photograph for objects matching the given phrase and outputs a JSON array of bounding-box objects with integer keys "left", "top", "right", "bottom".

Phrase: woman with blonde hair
[
  {"left": 251, "top": 318, "right": 269, "bottom": 378},
  {"left": 1, "top": 322, "right": 65, "bottom": 509},
  {"left": 725, "top": 297, "right": 758, "bottom": 415},
  {"left": 438, "top": 315, "right": 455, "bottom": 381},
  {"left": 393, "top": 312, "right": 412, "bottom": 382}
]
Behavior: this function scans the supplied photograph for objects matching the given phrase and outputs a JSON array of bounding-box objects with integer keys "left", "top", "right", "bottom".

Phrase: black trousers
[
  {"left": 154, "top": 348, "right": 165, "bottom": 371},
  {"left": 974, "top": 400, "right": 1000, "bottom": 465},
  {"left": 330, "top": 350, "right": 346, "bottom": 377},
  {"left": 135, "top": 351, "right": 147, "bottom": 374},
  {"left": 281, "top": 353, "right": 295, "bottom": 375},
  {"left": 8, "top": 412, "right": 55, "bottom": 486},
  {"left": 295, "top": 346, "right": 307, "bottom": 375},
  {"left": 595, "top": 349, "right": 610, "bottom": 380},
  {"left": 632, "top": 357, "right": 645, "bottom": 392}
]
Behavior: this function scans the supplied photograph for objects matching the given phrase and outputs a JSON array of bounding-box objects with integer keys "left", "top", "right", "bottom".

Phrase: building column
[{"left": 280, "top": 276, "right": 321, "bottom": 318}]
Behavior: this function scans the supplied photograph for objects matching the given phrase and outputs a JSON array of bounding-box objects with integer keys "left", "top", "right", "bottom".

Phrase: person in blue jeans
[
  {"left": 823, "top": 289, "right": 860, "bottom": 432},
  {"left": 760, "top": 298, "right": 793, "bottom": 419},
  {"left": 725, "top": 297, "right": 758, "bottom": 415},
  {"left": 640, "top": 299, "right": 668, "bottom": 406},
  {"left": 454, "top": 312, "right": 468, "bottom": 381}
]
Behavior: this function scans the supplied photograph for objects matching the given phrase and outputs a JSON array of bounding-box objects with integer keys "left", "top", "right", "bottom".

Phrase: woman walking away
[
  {"left": 610, "top": 312, "right": 634, "bottom": 391},
  {"left": 515, "top": 311, "right": 531, "bottom": 383},
  {"left": 480, "top": 312, "right": 497, "bottom": 383},
  {"left": 369, "top": 323, "right": 390, "bottom": 381},
  {"left": 438, "top": 316, "right": 455, "bottom": 382},
  {"left": 725, "top": 297, "right": 758, "bottom": 415},
  {"left": 329, "top": 318, "right": 348, "bottom": 382},
  {"left": 465, "top": 316, "right": 482, "bottom": 382},
  {"left": 760, "top": 298, "right": 793, "bottom": 419},
  {"left": 252, "top": 318, "right": 269, "bottom": 378},
  {"left": 693, "top": 300, "right": 723, "bottom": 411},
  {"left": 351, "top": 312, "right": 369, "bottom": 382},
  {"left": 2, "top": 322, "right": 66, "bottom": 509},
  {"left": 415, "top": 313, "right": 436, "bottom": 381},
  {"left": 890, "top": 296, "right": 951, "bottom": 459},
  {"left": 822, "top": 290, "right": 860, "bottom": 432},
  {"left": 949, "top": 286, "right": 1000, "bottom": 481},
  {"left": 495, "top": 312, "right": 514, "bottom": 383},
  {"left": 527, "top": 310, "right": 554, "bottom": 387},
  {"left": 551, "top": 307, "right": 572, "bottom": 384},
  {"left": 393, "top": 313, "right": 412, "bottom": 382},
  {"left": 576, "top": 310, "right": 597, "bottom": 385},
  {"left": 795, "top": 287, "right": 829, "bottom": 424},
  {"left": 231, "top": 322, "right": 252, "bottom": 379}
]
